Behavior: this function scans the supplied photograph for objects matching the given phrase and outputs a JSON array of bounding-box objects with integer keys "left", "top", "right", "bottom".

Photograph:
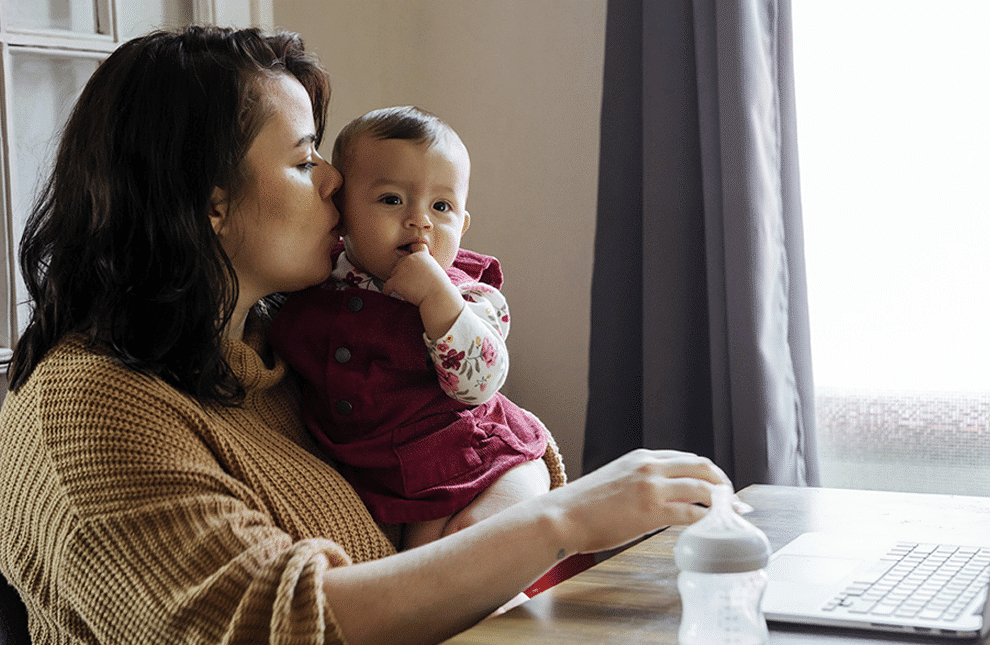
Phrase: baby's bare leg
[
  {"left": 441, "top": 459, "right": 551, "bottom": 538},
  {"left": 402, "top": 516, "right": 451, "bottom": 550}
]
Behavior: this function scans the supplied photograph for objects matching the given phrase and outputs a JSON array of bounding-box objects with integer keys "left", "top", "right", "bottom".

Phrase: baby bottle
[{"left": 673, "top": 484, "right": 771, "bottom": 645}]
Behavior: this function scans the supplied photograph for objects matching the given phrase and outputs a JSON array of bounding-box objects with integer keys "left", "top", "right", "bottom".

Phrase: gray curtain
[{"left": 583, "top": 0, "right": 819, "bottom": 487}]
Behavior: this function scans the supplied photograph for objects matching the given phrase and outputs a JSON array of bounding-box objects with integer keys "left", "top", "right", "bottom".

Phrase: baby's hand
[
  {"left": 384, "top": 243, "right": 465, "bottom": 339},
  {"left": 383, "top": 243, "right": 449, "bottom": 306}
]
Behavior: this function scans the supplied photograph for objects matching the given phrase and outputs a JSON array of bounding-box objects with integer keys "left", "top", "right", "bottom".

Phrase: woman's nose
[{"left": 320, "top": 159, "right": 343, "bottom": 200}]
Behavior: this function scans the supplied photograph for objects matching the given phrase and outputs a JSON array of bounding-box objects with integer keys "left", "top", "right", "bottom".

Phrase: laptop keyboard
[{"left": 823, "top": 542, "right": 990, "bottom": 621}]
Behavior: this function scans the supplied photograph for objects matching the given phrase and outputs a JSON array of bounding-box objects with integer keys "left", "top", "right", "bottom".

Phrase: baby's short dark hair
[{"left": 332, "top": 105, "right": 460, "bottom": 172}]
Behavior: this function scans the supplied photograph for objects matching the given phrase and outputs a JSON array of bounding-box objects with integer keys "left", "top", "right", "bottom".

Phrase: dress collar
[{"left": 331, "top": 253, "right": 394, "bottom": 296}]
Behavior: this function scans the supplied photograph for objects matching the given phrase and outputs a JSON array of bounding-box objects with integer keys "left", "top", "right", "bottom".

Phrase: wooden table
[{"left": 442, "top": 485, "right": 990, "bottom": 644}]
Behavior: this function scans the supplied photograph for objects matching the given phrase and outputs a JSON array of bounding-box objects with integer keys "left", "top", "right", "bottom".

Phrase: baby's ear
[
  {"left": 461, "top": 211, "right": 471, "bottom": 235},
  {"left": 209, "top": 187, "right": 229, "bottom": 235}
]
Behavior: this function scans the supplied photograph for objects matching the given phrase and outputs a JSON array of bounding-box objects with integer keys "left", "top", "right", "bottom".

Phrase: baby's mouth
[{"left": 397, "top": 241, "right": 426, "bottom": 254}]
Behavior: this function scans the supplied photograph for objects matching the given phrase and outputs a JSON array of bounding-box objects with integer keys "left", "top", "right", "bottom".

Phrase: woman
[{"left": 0, "top": 26, "right": 731, "bottom": 645}]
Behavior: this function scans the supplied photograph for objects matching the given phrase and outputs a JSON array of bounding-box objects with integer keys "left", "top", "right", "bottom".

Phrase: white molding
[
  {"left": 98, "top": 0, "right": 114, "bottom": 38},
  {"left": 3, "top": 29, "right": 116, "bottom": 54},
  {"left": 6, "top": 43, "right": 111, "bottom": 58},
  {"left": 0, "top": 42, "right": 13, "bottom": 350},
  {"left": 106, "top": 0, "right": 120, "bottom": 43}
]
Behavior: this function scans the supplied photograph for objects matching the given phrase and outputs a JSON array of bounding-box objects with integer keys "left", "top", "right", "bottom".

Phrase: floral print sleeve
[{"left": 425, "top": 282, "right": 511, "bottom": 404}]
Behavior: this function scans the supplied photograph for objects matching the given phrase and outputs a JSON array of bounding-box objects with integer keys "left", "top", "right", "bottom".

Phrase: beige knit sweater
[{"left": 0, "top": 321, "right": 566, "bottom": 644}]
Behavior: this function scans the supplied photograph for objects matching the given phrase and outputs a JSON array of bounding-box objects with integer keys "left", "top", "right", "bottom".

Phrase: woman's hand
[{"left": 543, "top": 449, "right": 730, "bottom": 558}]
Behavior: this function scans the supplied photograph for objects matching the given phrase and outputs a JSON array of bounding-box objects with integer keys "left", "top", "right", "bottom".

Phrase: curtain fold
[{"left": 583, "top": 0, "right": 819, "bottom": 487}]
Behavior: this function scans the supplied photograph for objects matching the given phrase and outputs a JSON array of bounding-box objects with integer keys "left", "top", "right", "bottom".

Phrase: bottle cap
[{"left": 673, "top": 484, "right": 771, "bottom": 573}]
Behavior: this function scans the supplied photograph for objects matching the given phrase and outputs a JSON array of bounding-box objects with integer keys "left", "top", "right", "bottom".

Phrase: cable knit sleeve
[
  {"left": 529, "top": 407, "right": 567, "bottom": 490},
  {"left": 64, "top": 504, "right": 347, "bottom": 644},
  {"left": 0, "top": 338, "right": 397, "bottom": 644},
  {"left": 46, "top": 355, "right": 347, "bottom": 644}
]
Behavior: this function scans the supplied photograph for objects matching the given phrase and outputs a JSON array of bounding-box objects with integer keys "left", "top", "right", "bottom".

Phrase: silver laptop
[{"left": 762, "top": 532, "right": 990, "bottom": 639}]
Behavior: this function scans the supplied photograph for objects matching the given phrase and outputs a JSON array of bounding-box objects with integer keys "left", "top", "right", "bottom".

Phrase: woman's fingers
[
  {"left": 660, "top": 455, "right": 730, "bottom": 487},
  {"left": 657, "top": 497, "right": 715, "bottom": 526},
  {"left": 547, "top": 449, "right": 738, "bottom": 556},
  {"left": 633, "top": 451, "right": 752, "bottom": 512},
  {"left": 624, "top": 449, "right": 731, "bottom": 487}
]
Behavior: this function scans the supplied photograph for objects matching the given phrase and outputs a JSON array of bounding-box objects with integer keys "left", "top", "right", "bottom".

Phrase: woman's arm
[{"left": 323, "top": 449, "right": 730, "bottom": 645}]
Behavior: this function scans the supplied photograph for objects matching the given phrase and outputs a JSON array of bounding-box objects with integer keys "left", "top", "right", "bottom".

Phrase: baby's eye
[
  {"left": 433, "top": 201, "right": 451, "bottom": 212},
  {"left": 379, "top": 195, "right": 402, "bottom": 206}
]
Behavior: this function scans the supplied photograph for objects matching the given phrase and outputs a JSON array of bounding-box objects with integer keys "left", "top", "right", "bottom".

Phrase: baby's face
[{"left": 338, "top": 134, "right": 470, "bottom": 281}]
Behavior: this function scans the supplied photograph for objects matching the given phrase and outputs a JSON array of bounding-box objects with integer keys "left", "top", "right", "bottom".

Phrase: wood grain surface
[{"left": 441, "top": 485, "right": 990, "bottom": 645}]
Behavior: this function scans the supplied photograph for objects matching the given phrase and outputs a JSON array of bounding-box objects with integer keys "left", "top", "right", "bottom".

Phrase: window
[
  {"left": 0, "top": 1, "right": 267, "bottom": 382},
  {"left": 792, "top": 1, "right": 990, "bottom": 495}
]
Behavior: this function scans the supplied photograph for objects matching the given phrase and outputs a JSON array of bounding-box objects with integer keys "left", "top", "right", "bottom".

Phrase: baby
[{"left": 270, "top": 106, "right": 551, "bottom": 550}]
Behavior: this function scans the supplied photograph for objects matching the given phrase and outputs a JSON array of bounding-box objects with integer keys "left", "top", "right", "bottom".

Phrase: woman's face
[{"left": 212, "top": 73, "right": 342, "bottom": 307}]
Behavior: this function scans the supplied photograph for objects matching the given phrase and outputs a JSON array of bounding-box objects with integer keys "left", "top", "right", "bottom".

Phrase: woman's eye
[
  {"left": 380, "top": 195, "right": 402, "bottom": 206},
  {"left": 298, "top": 161, "right": 318, "bottom": 171},
  {"left": 433, "top": 201, "right": 451, "bottom": 212}
]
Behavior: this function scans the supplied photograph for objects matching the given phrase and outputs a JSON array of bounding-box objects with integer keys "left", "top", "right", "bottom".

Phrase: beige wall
[{"left": 272, "top": 0, "right": 606, "bottom": 476}]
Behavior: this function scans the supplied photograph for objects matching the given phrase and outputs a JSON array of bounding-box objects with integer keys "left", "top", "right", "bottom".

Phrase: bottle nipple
[{"left": 673, "top": 485, "right": 770, "bottom": 573}]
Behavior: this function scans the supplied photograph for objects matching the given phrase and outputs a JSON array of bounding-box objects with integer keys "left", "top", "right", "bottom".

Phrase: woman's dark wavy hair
[{"left": 6, "top": 25, "right": 330, "bottom": 405}]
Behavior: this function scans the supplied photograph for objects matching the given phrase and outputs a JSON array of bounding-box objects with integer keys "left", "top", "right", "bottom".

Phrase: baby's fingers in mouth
[{"left": 399, "top": 242, "right": 428, "bottom": 254}]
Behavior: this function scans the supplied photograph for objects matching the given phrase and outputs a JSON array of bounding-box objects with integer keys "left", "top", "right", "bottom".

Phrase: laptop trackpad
[{"left": 767, "top": 554, "right": 861, "bottom": 585}]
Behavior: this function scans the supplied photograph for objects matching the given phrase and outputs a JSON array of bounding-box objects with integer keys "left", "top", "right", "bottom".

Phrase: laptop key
[
  {"left": 847, "top": 599, "right": 878, "bottom": 614},
  {"left": 870, "top": 602, "right": 900, "bottom": 616},
  {"left": 853, "top": 558, "right": 899, "bottom": 585},
  {"left": 918, "top": 607, "right": 946, "bottom": 620}
]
